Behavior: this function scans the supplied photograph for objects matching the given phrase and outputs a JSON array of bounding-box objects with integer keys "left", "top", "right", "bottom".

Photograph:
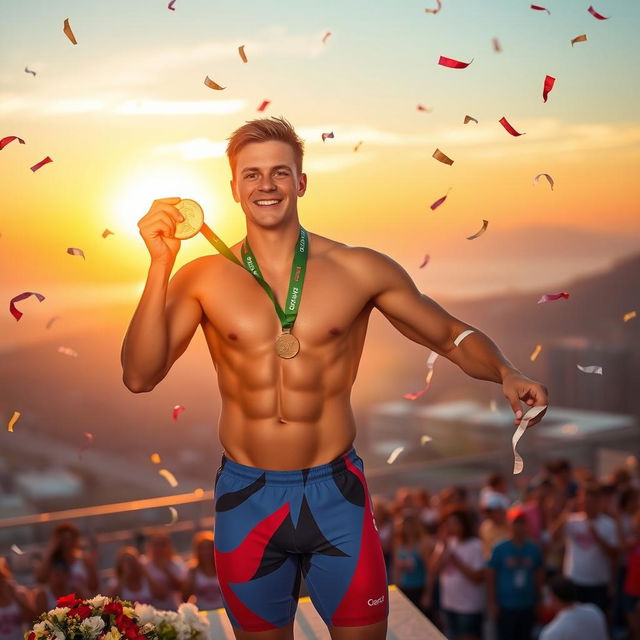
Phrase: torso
[{"left": 192, "top": 232, "right": 376, "bottom": 469}]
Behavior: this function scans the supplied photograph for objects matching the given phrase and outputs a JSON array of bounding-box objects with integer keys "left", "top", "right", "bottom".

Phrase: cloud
[{"left": 115, "top": 99, "right": 245, "bottom": 116}]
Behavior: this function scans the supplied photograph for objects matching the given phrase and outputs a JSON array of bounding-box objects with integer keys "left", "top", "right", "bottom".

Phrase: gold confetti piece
[
  {"left": 417, "top": 104, "right": 432, "bottom": 112},
  {"left": 571, "top": 34, "right": 588, "bottom": 46},
  {"left": 534, "top": 173, "right": 554, "bottom": 190},
  {"left": 492, "top": 37, "right": 502, "bottom": 52},
  {"left": 386, "top": 446, "right": 404, "bottom": 464},
  {"left": 159, "top": 468, "right": 178, "bottom": 487},
  {"left": 63, "top": 18, "right": 77, "bottom": 45},
  {"left": 11, "top": 544, "right": 24, "bottom": 555},
  {"left": 238, "top": 45, "right": 248, "bottom": 63},
  {"left": 353, "top": 141, "right": 363, "bottom": 152},
  {"left": 194, "top": 487, "right": 204, "bottom": 496},
  {"left": 623, "top": 311, "right": 636, "bottom": 322},
  {"left": 322, "top": 31, "right": 331, "bottom": 44},
  {"left": 67, "top": 247, "right": 85, "bottom": 259},
  {"left": 466, "top": 219, "right": 488, "bottom": 240},
  {"left": 432, "top": 148, "right": 453, "bottom": 165},
  {"left": 46, "top": 315, "right": 60, "bottom": 329},
  {"left": 8, "top": 411, "right": 20, "bottom": 432},
  {"left": 166, "top": 506, "right": 178, "bottom": 525},
  {"left": 513, "top": 404, "right": 547, "bottom": 474},
  {"left": 530, "top": 344, "right": 542, "bottom": 361},
  {"left": 577, "top": 364, "right": 603, "bottom": 375},
  {"left": 419, "top": 254, "right": 430, "bottom": 269},
  {"left": 151, "top": 452, "right": 161, "bottom": 464},
  {"left": 420, "top": 435, "right": 433, "bottom": 445},
  {"left": 464, "top": 115, "right": 478, "bottom": 124},
  {"left": 25, "top": 66, "right": 36, "bottom": 76},
  {"left": 204, "top": 75, "right": 225, "bottom": 90},
  {"left": 57, "top": 346, "right": 78, "bottom": 357},
  {"left": 424, "top": 0, "right": 442, "bottom": 14},
  {"left": 101, "top": 229, "right": 114, "bottom": 238},
  {"left": 321, "top": 131, "right": 334, "bottom": 142}
]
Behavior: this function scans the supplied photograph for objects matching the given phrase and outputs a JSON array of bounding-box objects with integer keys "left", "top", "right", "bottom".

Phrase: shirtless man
[{"left": 121, "top": 116, "right": 549, "bottom": 640}]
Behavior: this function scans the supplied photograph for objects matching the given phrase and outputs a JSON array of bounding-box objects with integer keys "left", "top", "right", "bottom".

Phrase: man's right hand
[{"left": 138, "top": 197, "right": 184, "bottom": 265}]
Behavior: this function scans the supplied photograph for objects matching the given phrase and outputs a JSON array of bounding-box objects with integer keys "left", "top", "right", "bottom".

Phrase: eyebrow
[{"left": 240, "top": 164, "right": 291, "bottom": 174}]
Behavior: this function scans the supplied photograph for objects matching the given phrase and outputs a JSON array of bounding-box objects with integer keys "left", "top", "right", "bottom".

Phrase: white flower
[
  {"left": 48, "top": 607, "right": 70, "bottom": 622},
  {"left": 87, "top": 594, "right": 110, "bottom": 610},
  {"left": 52, "top": 630, "right": 66, "bottom": 640},
  {"left": 102, "top": 630, "right": 124, "bottom": 640},
  {"left": 134, "top": 602, "right": 161, "bottom": 626},
  {"left": 80, "top": 615, "right": 106, "bottom": 638},
  {"left": 33, "top": 621, "right": 48, "bottom": 633}
]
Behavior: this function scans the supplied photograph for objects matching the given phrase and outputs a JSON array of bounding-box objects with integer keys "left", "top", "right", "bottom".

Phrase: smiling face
[{"left": 230, "top": 140, "right": 307, "bottom": 229}]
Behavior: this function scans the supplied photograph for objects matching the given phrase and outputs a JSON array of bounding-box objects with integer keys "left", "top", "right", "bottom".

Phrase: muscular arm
[
  {"left": 121, "top": 258, "right": 203, "bottom": 392},
  {"left": 354, "top": 247, "right": 520, "bottom": 383}
]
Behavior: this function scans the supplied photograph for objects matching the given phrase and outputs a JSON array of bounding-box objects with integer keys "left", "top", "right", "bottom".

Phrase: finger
[
  {"left": 147, "top": 205, "right": 184, "bottom": 223},
  {"left": 505, "top": 393, "right": 524, "bottom": 422},
  {"left": 155, "top": 197, "right": 182, "bottom": 204}
]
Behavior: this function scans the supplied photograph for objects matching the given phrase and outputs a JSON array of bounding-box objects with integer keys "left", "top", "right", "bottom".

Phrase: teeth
[{"left": 255, "top": 200, "right": 281, "bottom": 205}]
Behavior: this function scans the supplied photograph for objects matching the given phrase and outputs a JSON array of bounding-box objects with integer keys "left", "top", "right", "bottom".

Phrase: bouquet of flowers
[{"left": 24, "top": 593, "right": 210, "bottom": 640}]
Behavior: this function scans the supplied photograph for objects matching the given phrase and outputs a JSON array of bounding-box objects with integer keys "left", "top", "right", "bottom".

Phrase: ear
[
  {"left": 230, "top": 178, "right": 239, "bottom": 203},
  {"left": 297, "top": 172, "right": 307, "bottom": 198}
]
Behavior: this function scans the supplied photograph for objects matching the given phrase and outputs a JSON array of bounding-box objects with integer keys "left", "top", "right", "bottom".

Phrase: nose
[{"left": 257, "top": 174, "right": 277, "bottom": 191}]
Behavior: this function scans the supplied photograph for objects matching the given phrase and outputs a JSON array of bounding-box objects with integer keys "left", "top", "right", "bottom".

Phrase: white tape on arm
[{"left": 453, "top": 329, "right": 475, "bottom": 346}]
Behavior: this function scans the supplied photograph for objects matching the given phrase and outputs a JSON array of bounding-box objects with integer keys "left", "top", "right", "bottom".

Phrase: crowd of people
[{"left": 1, "top": 457, "right": 640, "bottom": 639}]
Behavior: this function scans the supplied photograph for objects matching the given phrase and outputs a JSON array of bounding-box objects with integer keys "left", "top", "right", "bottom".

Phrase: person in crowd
[
  {"left": 414, "top": 487, "right": 439, "bottom": 534},
  {"left": 35, "top": 522, "right": 99, "bottom": 599},
  {"left": 546, "top": 459, "right": 578, "bottom": 503},
  {"left": 487, "top": 508, "right": 544, "bottom": 640},
  {"left": 623, "top": 510, "right": 640, "bottom": 639},
  {"left": 0, "top": 556, "right": 35, "bottom": 640},
  {"left": 519, "top": 478, "right": 553, "bottom": 542},
  {"left": 181, "top": 531, "right": 224, "bottom": 611},
  {"left": 424, "top": 507, "right": 485, "bottom": 640},
  {"left": 479, "top": 493, "right": 510, "bottom": 559},
  {"left": 372, "top": 495, "right": 395, "bottom": 580},
  {"left": 539, "top": 575, "right": 608, "bottom": 640},
  {"left": 613, "top": 487, "right": 639, "bottom": 631},
  {"left": 139, "top": 530, "right": 188, "bottom": 610},
  {"left": 33, "top": 546, "right": 77, "bottom": 614},
  {"left": 479, "top": 472, "right": 510, "bottom": 511},
  {"left": 107, "top": 546, "right": 170, "bottom": 607}
]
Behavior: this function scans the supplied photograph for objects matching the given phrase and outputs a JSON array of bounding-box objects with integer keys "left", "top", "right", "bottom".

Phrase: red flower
[
  {"left": 104, "top": 601, "right": 124, "bottom": 615},
  {"left": 68, "top": 604, "right": 93, "bottom": 620},
  {"left": 27, "top": 633, "right": 36, "bottom": 640},
  {"left": 56, "top": 592, "right": 83, "bottom": 608}
]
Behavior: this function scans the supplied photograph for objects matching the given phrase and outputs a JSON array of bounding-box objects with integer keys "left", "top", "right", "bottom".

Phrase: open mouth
[{"left": 253, "top": 199, "right": 283, "bottom": 207}]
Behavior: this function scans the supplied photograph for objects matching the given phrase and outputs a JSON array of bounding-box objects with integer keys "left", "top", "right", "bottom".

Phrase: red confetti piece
[
  {"left": 10, "top": 291, "right": 45, "bottom": 320},
  {"left": 438, "top": 55, "right": 473, "bottom": 69},
  {"left": 588, "top": 5, "right": 609, "bottom": 20},
  {"left": 321, "top": 131, "right": 334, "bottom": 142},
  {"left": 30, "top": 156, "right": 53, "bottom": 172},
  {"left": 66, "top": 247, "right": 85, "bottom": 260},
  {"left": 46, "top": 315, "right": 60, "bottom": 329},
  {"left": 0, "top": 135, "right": 25, "bottom": 150},
  {"left": 537, "top": 292, "right": 569, "bottom": 303},
  {"left": 353, "top": 141, "right": 363, "bottom": 152},
  {"left": 467, "top": 219, "right": 489, "bottom": 240},
  {"left": 25, "top": 66, "right": 36, "bottom": 76},
  {"left": 63, "top": 18, "right": 77, "bottom": 45},
  {"left": 257, "top": 99, "right": 270, "bottom": 112},
  {"left": 542, "top": 75, "right": 555, "bottom": 102},
  {"left": 416, "top": 104, "right": 431, "bottom": 112},
  {"left": 424, "top": 0, "right": 442, "bottom": 14},
  {"left": 464, "top": 115, "right": 478, "bottom": 124},
  {"left": 322, "top": 31, "right": 331, "bottom": 44},
  {"left": 173, "top": 404, "right": 186, "bottom": 420},
  {"left": 238, "top": 45, "right": 247, "bottom": 63},
  {"left": 571, "top": 34, "right": 588, "bottom": 46},
  {"left": 168, "top": 0, "right": 176, "bottom": 10},
  {"left": 204, "top": 76, "right": 225, "bottom": 90},
  {"left": 534, "top": 173, "right": 554, "bottom": 190},
  {"left": 419, "top": 254, "right": 430, "bottom": 269},
  {"left": 430, "top": 188, "right": 451, "bottom": 211},
  {"left": 78, "top": 432, "right": 94, "bottom": 460},
  {"left": 101, "top": 229, "right": 114, "bottom": 238},
  {"left": 492, "top": 38, "right": 502, "bottom": 53},
  {"left": 530, "top": 4, "right": 550, "bottom": 14},
  {"left": 499, "top": 116, "right": 525, "bottom": 136}
]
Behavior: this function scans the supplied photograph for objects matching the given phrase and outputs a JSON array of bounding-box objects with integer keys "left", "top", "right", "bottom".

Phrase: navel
[{"left": 228, "top": 332, "right": 238, "bottom": 341}]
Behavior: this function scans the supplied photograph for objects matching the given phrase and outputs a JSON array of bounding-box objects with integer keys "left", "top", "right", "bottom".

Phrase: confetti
[
  {"left": 321, "top": 131, "right": 334, "bottom": 142},
  {"left": 257, "top": 99, "right": 270, "bottom": 112},
  {"left": 438, "top": 55, "right": 473, "bottom": 69},
  {"left": 432, "top": 148, "right": 454, "bottom": 165},
  {"left": 577, "top": 364, "right": 603, "bottom": 375},
  {"left": 159, "top": 468, "right": 178, "bottom": 487},
  {"left": 534, "top": 173, "right": 554, "bottom": 190},
  {"left": 10, "top": 544, "right": 24, "bottom": 555},
  {"left": 464, "top": 115, "right": 478, "bottom": 124},
  {"left": 404, "top": 351, "right": 439, "bottom": 400},
  {"left": 416, "top": 104, "right": 432, "bottom": 112},
  {"left": 24, "top": 66, "right": 36, "bottom": 76},
  {"left": 588, "top": 5, "right": 609, "bottom": 20},
  {"left": 204, "top": 76, "right": 225, "bottom": 90},
  {"left": 530, "top": 4, "right": 550, "bottom": 14},
  {"left": 102, "top": 229, "right": 114, "bottom": 238},
  {"left": 424, "top": 0, "right": 442, "bottom": 14},
  {"left": 353, "top": 141, "right": 363, "bottom": 152},
  {"left": 322, "top": 31, "right": 331, "bottom": 44},
  {"left": 31, "top": 156, "right": 53, "bottom": 172},
  {"left": 512, "top": 404, "right": 547, "bottom": 474},
  {"left": 499, "top": 117, "right": 525, "bottom": 136},
  {"left": 430, "top": 188, "right": 451, "bottom": 211},
  {"left": 63, "top": 18, "right": 77, "bottom": 45},
  {"left": 466, "top": 219, "right": 488, "bottom": 240},
  {"left": 10, "top": 291, "right": 45, "bottom": 320},
  {"left": 623, "top": 311, "right": 636, "bottom": 322},
  {"left": 492, "top": 38, "right": 502, "bottom": 53},
  {"left": 46, "top": 315, "right": 60, "bottom": 329},
  {"left": 529, "top": 344, "right": 542, "bottom": 361},
  {"left": 490, "top": 400, "right": 498, "bottom": 412},
  {"left": 453, "top": 329, "right": 475, "bottom": 346},
  {"left": 0, "top": 135, "right": 25, "bottom": 150},
  {"left": 386, "top": 446, "right": 404, "bottom": 465},
  {"left": 166, "top": 507, "right": 178, "bottom": 525},
  {"left": 151, "top": 452, "right": 161, "bottom": 464},
  {"left": 238, "top": 45, "right": 247, "bottom": 63},
  {"left": 66, "top": 247, "right": 85, "bottom": 260},
  {"left": 78, "top": 432, "right": 93, "bottom": 460},
  {"left": 172, "top": 404, "right": 185, "bottom": 421},
  {"left": 7, "top": 411, "right": 20, "bottom": 432},
  {"left": 537, "top": 292, "right": 569, "bottom": 303},
  {"left": 168, "top": 0, "right": 176, "bottom": 10},
  {"left": 571, "top": 34, "right": 588, "bottom": 46},
  {"left": 420, "top": 435, "right": 433, "bottom": 445},
  {"left": 419, "top": 254, "right": 430, "bottom": 269},
  {"left": 57, "top": 346, "right": 78, "bottom": 357},
  {"left": 542, "top": 75, "right": 556, "bottom": 102}
]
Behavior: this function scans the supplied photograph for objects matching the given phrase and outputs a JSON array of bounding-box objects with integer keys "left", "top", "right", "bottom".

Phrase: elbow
[{"left": 122, "top": 375, "right": 155, "bottom": 394}]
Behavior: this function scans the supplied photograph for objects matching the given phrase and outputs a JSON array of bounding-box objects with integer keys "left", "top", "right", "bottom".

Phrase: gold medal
[
  {"left": 174, "top": 199, "right": 204, "bottom": 239},
  {"left": 275, "top": 329, "right": 299, "bottom": 359}
]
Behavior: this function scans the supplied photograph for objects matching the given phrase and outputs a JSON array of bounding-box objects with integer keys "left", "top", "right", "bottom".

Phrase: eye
[
  {"left": 244, "top": 173, "right": 256, "bottom": 179},
  {"left": 275, "top": 170, "right": 289, "bottom": 176}
]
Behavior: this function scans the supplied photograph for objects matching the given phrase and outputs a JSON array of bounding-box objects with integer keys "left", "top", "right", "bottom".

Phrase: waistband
[{"left": 219, "top": 446, "right": 360, "bottom": 486}]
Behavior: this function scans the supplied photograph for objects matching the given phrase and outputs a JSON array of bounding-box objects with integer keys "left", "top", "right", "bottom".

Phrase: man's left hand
[{"left": 502, "top": 371, "right": 549, "bottom": 427}]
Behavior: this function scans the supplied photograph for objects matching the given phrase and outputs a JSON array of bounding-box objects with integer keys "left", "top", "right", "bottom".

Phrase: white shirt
[
  {"left": 438, "top": 537, "right": 485, "bottom": 613},
  {"left": 563, "top": 513, "right": 618, "bottom": 585},
  {"left": 540, "top": 603, "right": 608, "bottom": 640}
]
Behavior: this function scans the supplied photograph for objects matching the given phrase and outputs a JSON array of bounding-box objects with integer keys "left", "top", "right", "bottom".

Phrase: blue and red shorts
[{"left": 212, "top": 446, "right": 389, "bottom": 632}]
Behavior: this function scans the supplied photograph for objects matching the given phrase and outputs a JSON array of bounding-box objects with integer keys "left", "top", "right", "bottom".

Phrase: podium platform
[{"left": 204, "top": 584, "right": 445, "bottom": 639}]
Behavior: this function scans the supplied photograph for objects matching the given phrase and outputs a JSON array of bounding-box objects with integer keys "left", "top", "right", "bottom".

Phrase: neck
[{"left": 245, "top": 217, "right": 302, "bottom": 272}]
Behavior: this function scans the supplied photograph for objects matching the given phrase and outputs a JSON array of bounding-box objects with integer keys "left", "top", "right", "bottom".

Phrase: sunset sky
[{"left": 1, "top": 0, "right": 639, "bottom": 347}]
